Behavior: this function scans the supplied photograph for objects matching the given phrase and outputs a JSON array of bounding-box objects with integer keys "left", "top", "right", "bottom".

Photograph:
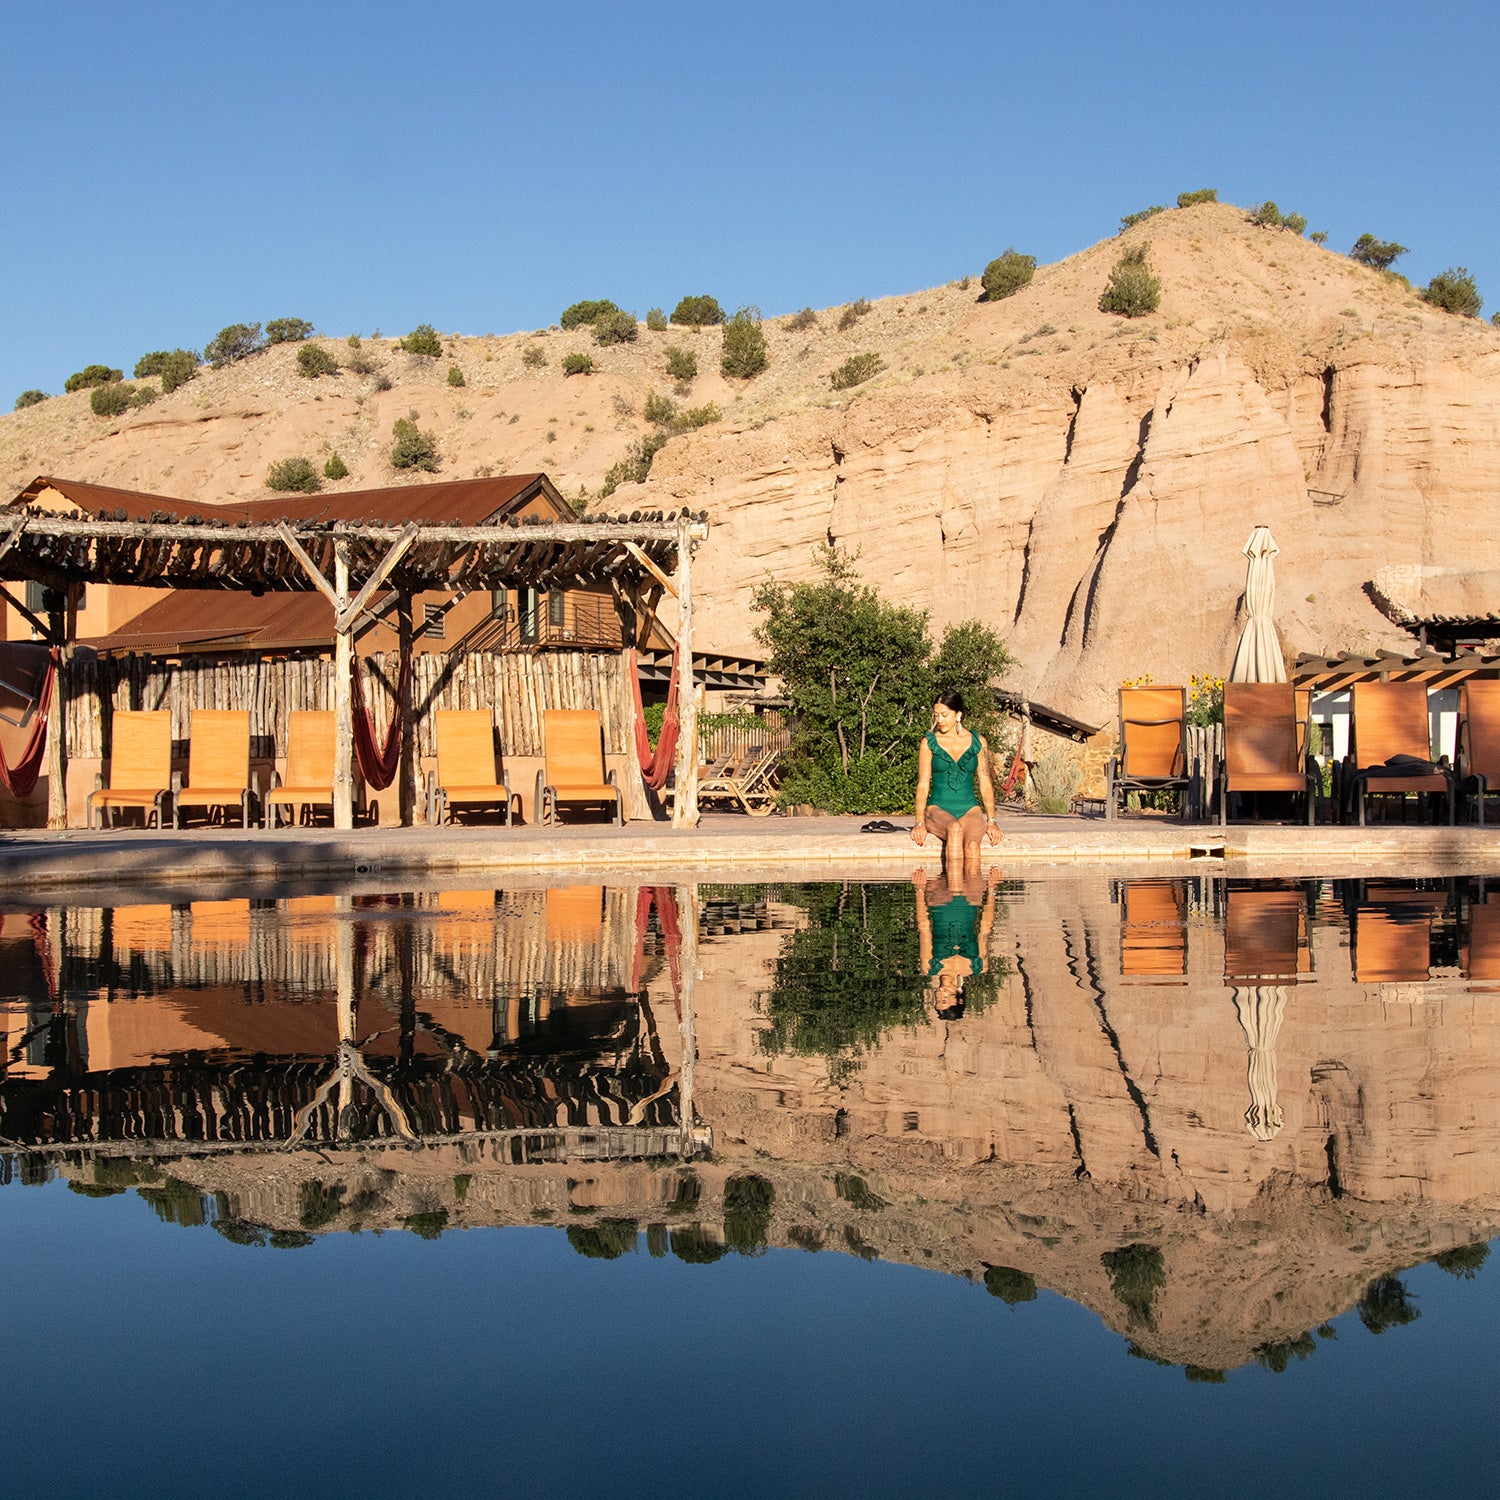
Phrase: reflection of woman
[
  {"left": 913, "top": 868, "right": 1000, "bottom": 1021},
  {"left": 910, "top": 691, "right": 1001, "bottom": 874}
]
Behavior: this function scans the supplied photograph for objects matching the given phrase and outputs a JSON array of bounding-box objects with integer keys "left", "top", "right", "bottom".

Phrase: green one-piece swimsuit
[{"left": 926, "top": 729, "right": 980, "bottom": 817}]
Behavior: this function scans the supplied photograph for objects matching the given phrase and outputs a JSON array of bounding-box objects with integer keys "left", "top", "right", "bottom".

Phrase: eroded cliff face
[{"left": 6, "top": 202, "right": 1500, "bottom": 722}]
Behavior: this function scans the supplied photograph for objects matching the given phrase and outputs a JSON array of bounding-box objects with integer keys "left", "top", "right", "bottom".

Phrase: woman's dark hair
[{"left": 935, "top": 689, "right": 966, "bottom": 715}]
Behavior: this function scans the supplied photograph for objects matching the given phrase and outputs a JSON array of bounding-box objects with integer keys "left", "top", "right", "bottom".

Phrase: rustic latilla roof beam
[{"left": 0, "top": 510, "right": 702, "bottom": 594}]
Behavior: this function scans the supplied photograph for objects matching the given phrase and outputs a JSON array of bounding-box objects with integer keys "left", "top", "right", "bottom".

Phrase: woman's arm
[
  {"left": 913, "top": 872, "right": 933, "bottom": 970},
  {"left": 911, "top": 736, "right": 933, "bottom": 844},
  {"left": 978, "top": 736, "right": 1002, "bottom": 844}
]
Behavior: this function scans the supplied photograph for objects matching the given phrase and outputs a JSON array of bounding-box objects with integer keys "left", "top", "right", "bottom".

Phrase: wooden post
[
  {"left": 45, "top": 590, "right": 75, "bottom": 830},
  {"left": 676, "top": 881, "right": 698, "bottom": 1156},
  {"left": 397, "top": 594, "right": 415, "bottom": 826},
  {"left": 671, "top": 515, "right": 699, "bottom": 828},
  {"left": 333, "top": 541, "right": 354, "bottom": 830}
]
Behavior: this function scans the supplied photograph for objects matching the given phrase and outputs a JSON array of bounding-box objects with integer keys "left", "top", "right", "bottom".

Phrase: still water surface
[{"left": 2, "top": 875, "right": 1497, "bottom": 1497}]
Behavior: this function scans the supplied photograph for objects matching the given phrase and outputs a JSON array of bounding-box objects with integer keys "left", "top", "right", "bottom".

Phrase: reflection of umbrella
[
  {"left": 1229, "top": 526, "right": 1287, "bottom": 683},
  {"left": 1232, "top": 984, "right": 1286, "bottom": 1140}
]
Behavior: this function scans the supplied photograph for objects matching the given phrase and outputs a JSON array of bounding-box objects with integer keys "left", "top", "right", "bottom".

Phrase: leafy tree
[
  {"left": 980, "top": 249, "right": 1037, "bottom": 301},
  {"left": 1310, "top": 230, "right": 1329, "bottom": 246},
  {"left": 265, "top": 317, "right": 314, "bottom": 344},
  {"left": 148, "top": 348, "right": 200, "bottom": 392},
  {"left": 645, "top": 306, "right": 668, "bottom": 331},
  {"left": 664, "top": 345, "right": 697, "bottom": 381},
  {"left": 204, "top": 322, "right": 264, "bottom": 366},
  {"left": 447, "top": 363, "right": 466, "bottom": 386},
  {"left": 560, "top": 299, "right": 620, "bottom": 329},
  {"left": 829, "top": 352, "right": 884, "bottom": 390},
  {"left": 1120, "top": 206, "right": 1165, "bottom": 232},
  {"left": 323, "top": 451, "right": 349, "bottom": 480},
  {"left": 13, "top": 389, "right": 46, "bottom": 409},
  {"left": 984, "top": 1265, "right": 1038, "bottom": 1304},
  {"left": 720, "top": 305, "right": 768, "bottom": 378},
  {"left": 1098, "top": 243, "right": 1161, "bottom": 317},
  {"left": 1433, "top": 1242, "right": 1489, "bottom": 1279},
  {"left": 390, "top": 415, "right": 440, "bottom": 470},
  {"left": 401, "top": 1209, "right": 449, "bottom": 1240},
  {"left": 671, "top": 294, "right": 725, "bottom": 327},
  {"left": 1101, "top": 1243, "right": 1165, "bottom": 1328},
  {"left": 567, "top": 1219, "right": 640, "bottom": 1259},
  {"left": 295, "top": 344, "right": 339, "bottom": 378},
  {"left": 562, "top": 351, "right": 594, "bottom": 376},
  {"left": 64, "top": 363, "right": 123, "bottom": 392},
  {"left": 1422, "top": 266, "right": 1482, "bottom": 317},
  {"left": 266, "top": 456, "right": 321, "bottom": 493},
  {"left": 722, "top": 1174, "right": 774, "bottom": 1256},
  {"left": 1176, "top": 188, "right": 1217, "bottom": 207},
  {"left": 400, "top": 323, "right": 442, "bottom": 357},
  {"left": 1350, "top": 234, "right": 1408, "bottom": 271},
  {"left": 669, "top": 1225, "right": 727, "bottom": 1264},
  {"left": 751, "top": 547, "right": 1011, "bottom": 811},
  {"left": 1283, "top": 212, "right": 1308, "bottom": 236},
  {"left": 1251, "top": 200, "right": 1283, "bottom": 228},
  {"left": 593, "top": 308, "right": 639, "bottom": 345},
  {"left": 1357, "top": 1274, "right": 1420, "bottom": 1334}
]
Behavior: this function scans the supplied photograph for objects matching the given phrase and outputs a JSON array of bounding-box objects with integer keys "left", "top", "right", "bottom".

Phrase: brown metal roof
[
  {"left": 80, "top": 590, "right": 345, "bottom": 655},
  {"left": 11, "top": 472, "right": 561, "bottom": 527}
]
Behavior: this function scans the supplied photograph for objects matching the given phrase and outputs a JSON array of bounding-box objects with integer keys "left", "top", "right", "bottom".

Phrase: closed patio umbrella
[
  {"left": 1232, "top": 984, "right": 1286, "bottom": 1140},
  {"left": 1229, "top": 525, "right": 1287, "bottom": 683}
]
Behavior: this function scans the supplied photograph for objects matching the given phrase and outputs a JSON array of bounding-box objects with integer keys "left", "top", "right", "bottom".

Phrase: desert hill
[{"left": 6, "top": 202, "right": 1498, "bottom": 721}]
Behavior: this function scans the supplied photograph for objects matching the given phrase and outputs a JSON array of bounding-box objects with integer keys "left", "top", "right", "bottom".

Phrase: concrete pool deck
[{"left": 3, "top": 808, "right": 1498, "bottom": 900}]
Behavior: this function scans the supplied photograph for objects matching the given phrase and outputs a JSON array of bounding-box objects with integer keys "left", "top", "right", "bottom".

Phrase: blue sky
[{"left": 4, "top": 0, "right": 1497, "bottom": 404}]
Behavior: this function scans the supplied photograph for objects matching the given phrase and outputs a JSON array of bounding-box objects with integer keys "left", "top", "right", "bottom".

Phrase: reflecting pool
[{"left": 3, "top": 875, "right": 1498, "bottom": 1498}]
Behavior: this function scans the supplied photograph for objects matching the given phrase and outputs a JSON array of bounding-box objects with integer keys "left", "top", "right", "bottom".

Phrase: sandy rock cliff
[{"left": 5, "top": 203, "right": 1498, "bottom": 722}]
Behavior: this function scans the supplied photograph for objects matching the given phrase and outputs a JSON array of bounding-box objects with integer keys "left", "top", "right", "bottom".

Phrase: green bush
[
  {"left": 323, "top": 451, "right": 349, "bottom": 480},
  {"left": 837, "top": 297, "right": 872, "bottom": 330},
  {"left": 645, "top": 307, "right": 668, "bottom": 331},
  {"left": 65, "top": 363, "right": 123, "bottom": 392},
  {"left": 390, "top": 414, "right": 440, "bottom": 470},
  {"left": 984, "top": 1265, "right": 1038, "bottom": 1304},
  {"left": 1493, "top": 312, "right": 1500, "bottom": 328},
  {"left": 1283, "top": 212, "right": 1308, "bottom": 236},
  {"left": 1098, "top": 243, "right": 1161, "bottom": 317},
  {"left": 664, "top": 345, "right": 697, "bottom": 381},
  {"left": 829, "top": 352, "right": 884, "bottom": 390},
  {"left": 1120, "top": 205, "right": 1165, "bottom": 231},
  {"left": 265, "top": 317, "right": 313, "bottom": 344},
  {"left": 562, "top": 351, "right": 594, "bottom": 376},
  {"left": 400, "top": 323, "right": 442, "bottom": 357},
  {"left": 560, "top": 299, "right": 620, "bottom": 329},
  {"left": 347, "top": 350, "right": 381, "bottom": 376},
  {"left": 14, "top": 389, "right": 46, "bottom": 409},
  {"left": 1251, "top": 200, "right": 1283, "bottom": 228},
  {"left": 593, "top": 308, "right": 639, "bottom": 345},
  {"left": 204, "top": 323, "right": 264, "bottom": 366},
  {"left": 447, "top": 363, "right": 465, "bottom": 386},
  {"left": 1310, "top": 230, "right": 1329, "bottom": 246},
  {"left": 131, "top": 383, "right": 158, "bottom": 406},
  {"left": 721, "top": 306, "right": 768, "bottom": 378},
  {"left": 1422, "top": 266, "right": 1482, "bottom": 317},
  {"left": 671, "top": 294, "right": 725, "bottom": 327},
  {"left": 1176, "top": 188, "right": 1217, "bottom": 207},
  {"left": 89, "top": 381, "right": 134, "bottom": 417},
  {"left": 980, "top": 249, "right": 1037, "bottom": 302},
  {"left": 154, "top": 349, "right": 198, "bottom": 392},
  {"left": 672, "top": 402, "right": 720, "bottom": 431},
  {"left": 265, "top": 456, "right": 321, "bottom": 493},
  {"left": 644, "top": 391, "right": 677, "bottom": 426},
  {"left": 1102, "top": 1243, "right": 1166, "bottom": 1327},
  {"left": 296, "top": 344, "right": 340, "bottom": 378},
  {"left": 785, "top": 307, "right": 818, "bottom": 331},
  {"left": 1350, "top": 233, "right": 1408, "bottom": 271},
  {"left": 521, "top": 345, "right": 547, "bottom": 368},
  {"left": 346, "top": 333, "right": 362, "bottom": 348},
  {"left": 601, "top": 432, "right": 669, "bottom": 497}
]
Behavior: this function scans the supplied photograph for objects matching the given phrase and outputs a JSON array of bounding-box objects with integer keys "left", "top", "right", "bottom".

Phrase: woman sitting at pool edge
[{"left": 910, "top": 689, "right": 1002, "bottom": 873}]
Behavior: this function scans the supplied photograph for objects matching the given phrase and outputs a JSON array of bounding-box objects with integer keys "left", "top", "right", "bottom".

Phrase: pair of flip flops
[{"left": 859, "top": 819, "right": 906, "bottom": 833}]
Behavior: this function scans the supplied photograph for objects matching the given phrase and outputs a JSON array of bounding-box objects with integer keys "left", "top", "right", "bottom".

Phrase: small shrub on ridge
[
  {"left": 138, "top": 348, "right": 200, "bottom": 393},
  {"left": 1251, "top": 201, "right": 1283, "bottom": 228},
  {"left": 980, "top": 249, "right": 1037, "bottom": 302},
  {"left": 323, "top": 451, "right": 349, "bottom": 480},
  {"left": 1176, "top": 188, "right": 1217, "bottom": 207},
  {"left": 296, "top": 344, "right": 340, "bottom": 378},
  {"left": 1120, "top": 205, "right": 1165, "bottom": 232},
  {"left": 400, "top": 323, "right": 442, "bottom": 358},
  {"left": 14, "top": 389, "right": 46, "bottom": 410},
  {"left": 837, "top": 297, "right": 872, "bottom": 330},
  {"left": 89, "top": 381, "right": 135, "bottom": 417},
  {"left": 521, "top": 345, "right": 547, "bottom": 368},
  {"left": 1350, "top": 234, "right": 1408, "bottom": 271},
  {"left": 786, "top": 307, "right": 818, "bottom": 331},
  {"left": 644, "top": 391, "right": 677, "bottom": 426},
  {"left": 829, "top": 352, "right": 883, "bottom": 390},
  {"left": 645, "top": 307, "right": 668, "bottom": 331},
  {"left": 1423, "top": 267, "right": 1482, "bottom": 317},
  {"left": 265, "top": 317, "right": 314, "bottom": 344},
  {"left": 593, "top": 309, "right": 639, "bottom": 345},
  {"left": 65, "top": 364, "right": 123, "bottom": 392},
  {"left": 664, "top": 345, "right": 697, "bottom": 381},
  {"left": 390, "top": 414, "right": 440, "bottom": 470},
  {"left": 562, "top": 352, "right": 595, "bottom": 376},
  {"left": 720, "top": 306, "right": 768, "bottom": 378},
  {"left": 204, "top": 323, "right": 264, "bottom": 366},
  {"left": 266, "top": 456, "right": 321, "bottom": 493},
  {"left": 671, "top": 294, "right": 725, "bottom": 327},
  {"left": 1098, "top": 243, "right": 1161, "bottom": 317},
  {"left": 1283, "top": 212, "right": 1308, "bottom": 237},
  {"left": 560, "top": 299, "right": 620, "bottom": 330},
  {"left": 447, "top": 363, "right": 466, "bottom": 386}
]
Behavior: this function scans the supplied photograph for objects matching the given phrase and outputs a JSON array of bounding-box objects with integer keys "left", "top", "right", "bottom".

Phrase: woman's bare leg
[
  {"left": 923, "top": 808, "right": 964, "bottom": 887},
  {"left": 957, "top": 807, "right": 988, "bottom": 874}
]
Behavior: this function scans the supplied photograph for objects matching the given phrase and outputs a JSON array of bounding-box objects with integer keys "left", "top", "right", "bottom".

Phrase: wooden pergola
[
  {"left": 0, "top": 505, "right": 710, "bottom": 828},
  {"left": 1293, "top": 647, "right": 1500, "bottom": 692}
]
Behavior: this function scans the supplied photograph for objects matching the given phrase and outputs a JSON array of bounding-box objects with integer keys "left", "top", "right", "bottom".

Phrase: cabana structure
[{"left": 0, "top": 475, "right": 709, "bottom": 829}]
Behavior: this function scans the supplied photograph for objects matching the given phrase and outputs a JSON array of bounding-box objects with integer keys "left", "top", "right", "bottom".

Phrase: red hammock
[
  {"left": 631, "top": 885, "right": 683, "bottom": 1018},
  {"left": 351, "top": 655, "right": 409, "bottom": 792},
  {"left": 0, "top": 651, "right": 57, "bottom": 800},
  {"left": 629, "top": 648, "right": 680, "bottom": 791}
]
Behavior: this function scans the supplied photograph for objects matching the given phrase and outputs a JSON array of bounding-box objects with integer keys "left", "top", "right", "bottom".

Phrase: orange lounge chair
[
  {"left": 1120, "top": 878, "right": 1187, "bottom": 980},
  {"left": 265, "top": 711, "right": 337, "bottom": 829},
  {"left": 1224, "top": 884, "right": 1306, "bottom": 982},
  {"left": 1343, "top": 681, "right": 1454, "bottom": 826},
  {"left": 428, "top": 710, "right": 517, "bottom": 825},
  {"left": 175, "top": 710, "right": 252, "bottom": 828},
  {"left": 1458, "top": 680, "right": 1500, "bottom": 826},
  {"left": 536, "top": 709, "right": 622, "bottom": 826},
  {"left": 1349, "top": 882, "right": 1448, "bottom": 983},
  {"left": 1106, "top": 687, "right": 1189, "bottom": 820},
  {"left": 87, "top": 710, "right": 172, "bottom": 828},
  {"left": 1220, "top": 683, "right": 1318, "bottom": 826},
  {"left": 1464, "top": 898, "right": 1500, "bottom": 988}
]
